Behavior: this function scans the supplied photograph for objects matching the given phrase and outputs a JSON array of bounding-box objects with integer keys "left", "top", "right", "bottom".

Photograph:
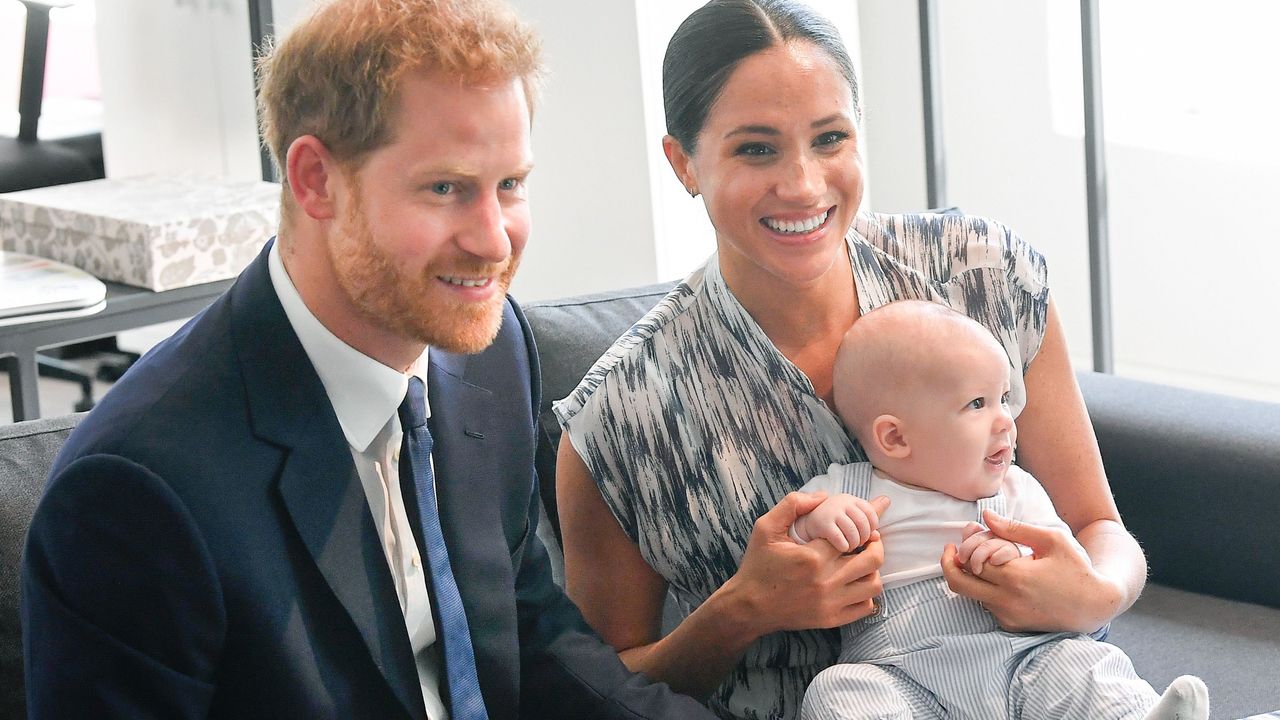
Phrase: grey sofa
[
  {"left": 2, "top": 283, "right": 1278, "bottom": 718},
  {"left": 1, "top": 413, "right": 78, "bottom": 720}
]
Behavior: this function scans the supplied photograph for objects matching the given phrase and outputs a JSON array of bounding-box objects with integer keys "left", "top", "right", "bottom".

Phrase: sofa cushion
[
  {"left": 0, "top": 413, "right": 82, "bottom": 720},
  {"left": 1110, "top": 583, "right": 1280, "bottom": 719}
]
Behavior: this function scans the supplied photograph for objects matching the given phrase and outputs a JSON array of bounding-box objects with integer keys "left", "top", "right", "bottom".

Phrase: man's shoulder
[{"left": 52, "top": 295, "right": 250, "bottom": 484}]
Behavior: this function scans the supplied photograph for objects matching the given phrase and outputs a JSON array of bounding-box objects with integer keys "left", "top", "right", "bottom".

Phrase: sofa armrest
[{"left": 1077, "top": 371, "right": 1280, "bottom": 609}]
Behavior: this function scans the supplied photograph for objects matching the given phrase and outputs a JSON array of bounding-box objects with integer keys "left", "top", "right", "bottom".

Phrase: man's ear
[
  {"left": 662, "top": 134, "right": 699, "bottom": 196},
  {"left": 871, "top": 414, "right": 910, "bottom": 459},
  {"left": 285, "top": 135, "right": 342, "bottom": 221}
]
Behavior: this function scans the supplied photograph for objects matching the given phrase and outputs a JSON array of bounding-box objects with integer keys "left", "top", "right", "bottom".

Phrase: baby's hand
[
  {"left": 955, "top": 521, "right": 1024, "bottom": 575},
  {"left": 790, "top": 493, "right": 884, "bottom": 553}
]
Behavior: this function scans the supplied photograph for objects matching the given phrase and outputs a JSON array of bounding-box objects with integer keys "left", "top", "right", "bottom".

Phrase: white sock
[{"left": 1141, "top": 675, "right": 1210, "bottom": 720}]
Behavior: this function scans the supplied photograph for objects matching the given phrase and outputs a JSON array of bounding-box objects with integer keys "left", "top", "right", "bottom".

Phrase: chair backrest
[
  {"left": 0, "top": 413, "right": 80, "bottom": 720},
  {"left": 0, "top": 0, "right": 102, "bottom": 193}
]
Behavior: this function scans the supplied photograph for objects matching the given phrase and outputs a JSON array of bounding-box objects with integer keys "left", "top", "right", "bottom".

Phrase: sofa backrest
[
  {"left": 1077, "top": 371, "right": 1280, "bottom": 608},
  {"left": 0, "top": 413, "right": 81, "bottom": 720}
]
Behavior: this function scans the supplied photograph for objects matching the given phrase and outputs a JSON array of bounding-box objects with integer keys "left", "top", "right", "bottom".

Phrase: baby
[{"left": 792, "top": 300, "right": 1208, "bottom": 720}]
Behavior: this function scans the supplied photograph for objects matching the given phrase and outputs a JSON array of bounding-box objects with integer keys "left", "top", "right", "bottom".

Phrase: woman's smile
[{"left": 760, "top": 206, "right": 835, "bottom": 244}]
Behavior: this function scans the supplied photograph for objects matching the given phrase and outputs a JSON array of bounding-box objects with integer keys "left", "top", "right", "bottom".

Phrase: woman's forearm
[
  {"left": 560, "top": 436, "right": 774, "bottom": 697},
  {"left": 617, "top": 580, "right": 763, "bottom": 699},
  {"left": 1076, "top": 517, "right": 1148, "bottom": 623}
]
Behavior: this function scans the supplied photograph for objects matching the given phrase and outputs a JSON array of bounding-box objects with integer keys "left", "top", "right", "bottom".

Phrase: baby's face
[{"left": 898, "top": 340, "right": 1017, "bottom": 501}]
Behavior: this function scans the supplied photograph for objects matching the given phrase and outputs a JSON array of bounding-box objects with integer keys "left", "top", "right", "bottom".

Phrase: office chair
[
  {"left": 2, "top": 0, "right": 108, "bottom": 412},
  {"left": 0, "top": 0, "right": 103, "bottom": 192}
]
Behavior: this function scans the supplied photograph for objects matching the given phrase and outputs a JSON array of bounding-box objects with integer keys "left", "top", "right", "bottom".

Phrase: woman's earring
[{"left": 687, "top": 186, "right": 699, "bottom": 198}]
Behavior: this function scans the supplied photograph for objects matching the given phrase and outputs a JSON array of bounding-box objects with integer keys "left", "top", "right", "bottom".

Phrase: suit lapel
[
  {"left": 426, "top": 349, "right": 494, "bottom": 570},
  {"left": 231, "top": 242, "right": 426, "bottom": 719},
  {"left": 426, "top": 350, "right": 493, "bottom": 550},
  {"left": 428, "top": 351, "right": 518, "bottom": 715}
]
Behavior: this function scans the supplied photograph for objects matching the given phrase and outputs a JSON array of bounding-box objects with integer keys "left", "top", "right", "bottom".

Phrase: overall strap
[{"left": 974, "top": 488, "right": 1008, "bottom": 522}]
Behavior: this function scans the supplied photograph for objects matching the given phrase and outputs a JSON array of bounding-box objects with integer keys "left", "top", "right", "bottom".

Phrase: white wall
[
  {"left": 93, "top": 0, "right": 862, "bottom": 301},
  {"left": 860, "top": 0, "right": 1090, "bottom": 358},
  {"left": 503, "top": 0, "right": 662, "bottom": 301},
  {"left": 634, "top": 0, "right": 718, "bottom": 284},
  {"left": 855, "top": 0, "right": 1280, "bottom": 402},
  {"left": 97, "top": 0, "right": 261, "bottom": 180},
  {"left": 858, "top": 0, "right": 1095, "bottom": 363}
]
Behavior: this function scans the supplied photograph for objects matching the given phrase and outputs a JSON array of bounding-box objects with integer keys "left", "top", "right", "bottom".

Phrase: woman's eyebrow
[
  {"left": 724, "top": 114, "right": 849, "bottom": 139},
  {"left": 724, "top": 124, "right": 780, "bottom": 139}
]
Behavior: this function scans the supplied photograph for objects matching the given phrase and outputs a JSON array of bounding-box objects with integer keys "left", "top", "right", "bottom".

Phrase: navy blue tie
[{"left": 398, "top": 376, "right": 488, "bottom": 720}]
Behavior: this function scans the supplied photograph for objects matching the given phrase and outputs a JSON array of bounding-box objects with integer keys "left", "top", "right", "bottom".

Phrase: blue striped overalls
[{"left": 799, "top": 463, "right": 1159, "bottom": 719}]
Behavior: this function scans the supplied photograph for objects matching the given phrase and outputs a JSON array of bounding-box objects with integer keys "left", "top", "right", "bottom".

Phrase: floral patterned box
[{"left": 0, "top": 175, "right": 280, "bottom": 291}]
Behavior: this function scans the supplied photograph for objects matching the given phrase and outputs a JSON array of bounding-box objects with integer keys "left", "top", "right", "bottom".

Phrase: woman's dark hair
[{"left": 662, "top": 0, "right": 860, "bottom": 155}]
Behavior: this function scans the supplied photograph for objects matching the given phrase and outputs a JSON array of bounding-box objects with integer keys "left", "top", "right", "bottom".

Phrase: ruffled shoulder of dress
[{"left": 851, "top": 211, "right": 1048, "bottom": 295}]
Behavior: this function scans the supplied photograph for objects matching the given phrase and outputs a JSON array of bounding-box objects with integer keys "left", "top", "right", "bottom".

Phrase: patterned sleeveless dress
[{"left": 554, "top": 212, "right": 1050, "bottom": 719}]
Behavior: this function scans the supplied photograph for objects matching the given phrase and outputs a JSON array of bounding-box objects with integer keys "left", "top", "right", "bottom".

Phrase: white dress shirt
[{"left": 268, "top": 242, "right": 448, "bottom": 719}]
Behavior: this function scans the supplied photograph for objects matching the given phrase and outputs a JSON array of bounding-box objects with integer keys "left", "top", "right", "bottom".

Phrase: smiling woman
[
  {"left": 662, "top": 41, "right": 863, "bottom": 314},
  {"left": 552, "top": 1, "right": 1151, "bottom": 718}
]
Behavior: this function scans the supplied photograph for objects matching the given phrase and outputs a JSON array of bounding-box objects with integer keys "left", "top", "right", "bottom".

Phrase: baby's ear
[{"left": 872, "top": 414, "right": 910, "bottom": 459}]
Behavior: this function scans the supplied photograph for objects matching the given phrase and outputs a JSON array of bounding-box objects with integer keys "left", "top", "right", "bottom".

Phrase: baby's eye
[
  {"left": 967, "top": 397, "right": 986, "bottom": 410},
  {"left": 1000, "top": 391, "right": 1011, "bottom": 405}
]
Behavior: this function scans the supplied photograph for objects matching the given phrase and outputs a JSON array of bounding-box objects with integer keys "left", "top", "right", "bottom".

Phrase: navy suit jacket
[{"left": 21, "top": 242, "right": 712, "bottom": 719}]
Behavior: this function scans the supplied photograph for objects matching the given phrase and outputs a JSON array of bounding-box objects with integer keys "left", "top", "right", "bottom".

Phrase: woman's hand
[
  {"left": 941, "top": 509, "right": 1126, "bottom": 633},
  {"left": 954, "top": 521, "right": 1023, "bottom": 576},
  {"left": 560, "top": 437, "right": 888, "bottom": 698},
  {"left": 720, "top": 492, "right": 889, "bottom": 637}
]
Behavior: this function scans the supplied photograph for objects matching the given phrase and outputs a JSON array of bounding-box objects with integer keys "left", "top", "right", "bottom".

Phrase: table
[{"left": 0, "top": 277, "right": 233, "bottom": 421}]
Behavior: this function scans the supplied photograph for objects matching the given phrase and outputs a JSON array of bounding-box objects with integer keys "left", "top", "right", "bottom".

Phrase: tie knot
[{"left": 399, "top": 376, "right": 428, "bottom": 430}]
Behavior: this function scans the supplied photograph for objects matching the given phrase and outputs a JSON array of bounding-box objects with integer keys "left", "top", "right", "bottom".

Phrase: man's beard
[{"left": 328, "top": 197, "right": 519, "bottom": 355}]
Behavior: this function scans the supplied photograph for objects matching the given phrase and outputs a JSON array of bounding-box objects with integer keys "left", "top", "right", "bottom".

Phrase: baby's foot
[{"left": 1141, "top": 675, "right": 1209, "bottom": 720}]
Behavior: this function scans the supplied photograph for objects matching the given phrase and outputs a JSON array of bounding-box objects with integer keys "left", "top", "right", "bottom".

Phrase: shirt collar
[{"left": 268, "top": 239, "right": 429, "bottom": 453}]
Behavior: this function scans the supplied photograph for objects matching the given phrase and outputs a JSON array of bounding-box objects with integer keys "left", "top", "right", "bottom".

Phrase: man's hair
[{"left": 256, "top": 0, "right": 543, "bottom": 203}]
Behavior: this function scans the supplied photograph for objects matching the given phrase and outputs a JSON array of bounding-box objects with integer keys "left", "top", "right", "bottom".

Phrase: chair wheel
[{"left": 74, "top": 398, "right": 95, "bottom": 413}]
